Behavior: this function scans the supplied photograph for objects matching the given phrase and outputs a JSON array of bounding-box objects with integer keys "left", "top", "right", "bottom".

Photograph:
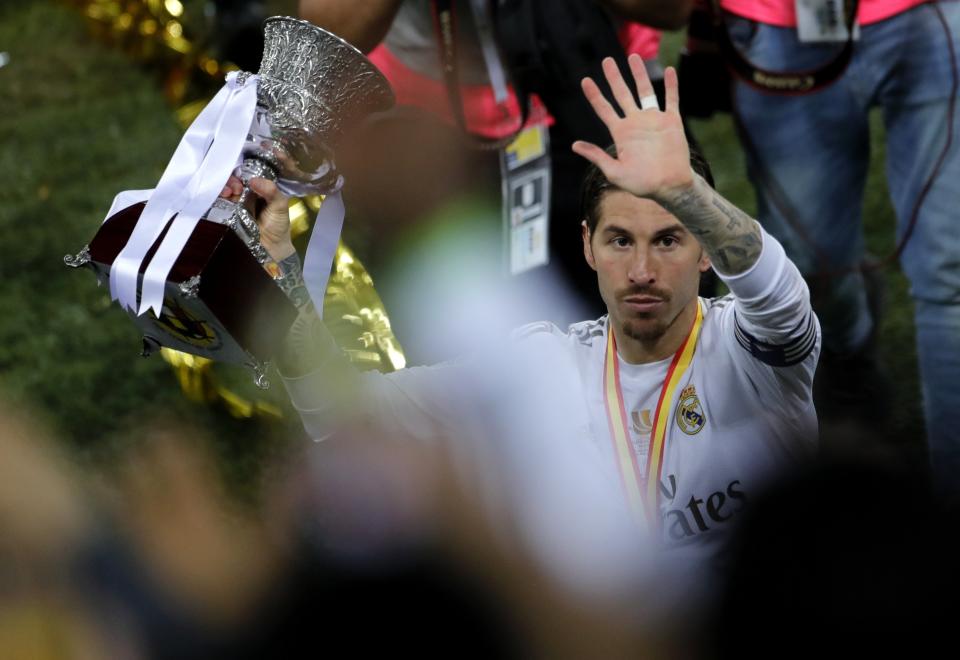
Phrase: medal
[{"left": 602, "top": 300, "right": 704, "bottom": 529}]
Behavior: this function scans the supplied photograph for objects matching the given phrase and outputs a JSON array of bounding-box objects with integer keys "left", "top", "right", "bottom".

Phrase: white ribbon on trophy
[
  {"left": 107, "top": 71, "right": 261, "bottom": 315},
  {"left": 103, "top": 68, "right": 348, "bottom": 321},
  {"left": 80, "top": 16, "right": 399, "bottom": 379},
  {"left": 301, "top": 190, "right": 345, "bottom": 319}
]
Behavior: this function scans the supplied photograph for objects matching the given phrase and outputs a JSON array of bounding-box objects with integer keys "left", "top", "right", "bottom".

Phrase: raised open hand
[{"left": 572, "top": 55, "right": 692, "bottom": 202}]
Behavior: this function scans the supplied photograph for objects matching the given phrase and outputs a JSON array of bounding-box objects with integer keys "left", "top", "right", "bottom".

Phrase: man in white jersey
[{"left": 228, "top": 55, "right": 820, "bottom": 564}]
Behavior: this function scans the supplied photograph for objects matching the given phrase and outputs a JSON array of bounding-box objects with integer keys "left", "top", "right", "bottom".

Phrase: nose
[{"left": 627, "top": 247, "right": 657, "bottom": 285}]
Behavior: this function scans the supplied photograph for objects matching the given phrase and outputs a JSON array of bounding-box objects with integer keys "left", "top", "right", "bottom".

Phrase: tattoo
[
  {"left": 276, "top": 304, "right": 355, "bottom": 378},
  {"left": 711, "top": 196, "right": 743, "bottom": 231},
  {"left": 277, "top": 306, "right": 327, "bottom": 378},
  {"left": 273, "top": 253, "right": 350, "bottom": 379},
  {"left": 658, "top": 175, "right": 763, "bottom": 275},
  {"left": 276, "top": 252, "right": 314, "bottom": 310},
  {"left": 715, "top": 249, "right": 730, "bottom": 271}
]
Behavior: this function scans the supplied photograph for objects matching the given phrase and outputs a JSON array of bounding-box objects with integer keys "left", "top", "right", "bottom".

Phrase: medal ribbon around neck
[{"left": 602, "top": 300, "right": 704, "bottom": 529}]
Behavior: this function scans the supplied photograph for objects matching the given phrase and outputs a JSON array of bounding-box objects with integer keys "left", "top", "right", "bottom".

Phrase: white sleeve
[
  {"left": 282, "top": 322, "right": 572, "bottom": 443},
  {"left": 281, "top": 362, "right": 350, "bottom": 442},
  {"left": 282, "top": 358, "right": 469, "bottom": 442},
  {"left": 715, "top": 228, "right": 821, "bottom": 416}
]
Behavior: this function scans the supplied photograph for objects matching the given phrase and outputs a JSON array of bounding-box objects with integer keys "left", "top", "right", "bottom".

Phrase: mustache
[{"left": 617, "top": 285, "right": 671, "bottom": 302}]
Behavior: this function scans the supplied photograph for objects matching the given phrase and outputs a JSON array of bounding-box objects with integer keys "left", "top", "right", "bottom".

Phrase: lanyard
[
  {"left": 602, "top": 301, "right": 704, "bottom": 529},
  {"left": 431, "top": 0, "right": 528, "bottom": 149},
  {"left": 468, "top": 0, "right": 509, "bottom": 104}
]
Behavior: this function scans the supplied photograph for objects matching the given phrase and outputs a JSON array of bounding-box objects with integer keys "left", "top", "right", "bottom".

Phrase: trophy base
[{"left": 70, "top": 202, "right": 297, "bottom": 387}]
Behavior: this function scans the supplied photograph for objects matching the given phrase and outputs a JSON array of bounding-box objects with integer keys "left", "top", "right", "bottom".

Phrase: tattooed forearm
[
  {"left": 273, "top": 252, "right": 341, "bottom": 377},
  {"left": 278, "top": 305, "right": 334, "bottom": 377},
  {"left": 657, "top": 174, "right": 763, "bottom": 275},
  {"left": 276, "top": 252, "right": 314, "bottom": 311}
]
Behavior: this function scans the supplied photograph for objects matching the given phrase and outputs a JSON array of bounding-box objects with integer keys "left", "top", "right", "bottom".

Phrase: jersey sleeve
[
  {"left": 714, "top": 228, "right": 821, "bottom": 417},
  {"left": 282, "top": 357, "right": 471, "bottom": 443},
  {"left": 282, "top": 320, "right": 573, "bottom": 443}
]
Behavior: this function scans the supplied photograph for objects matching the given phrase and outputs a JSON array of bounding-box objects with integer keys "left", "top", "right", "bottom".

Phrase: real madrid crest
[{"left": 675, "top": 384, "right": 706, "bottom": 435}]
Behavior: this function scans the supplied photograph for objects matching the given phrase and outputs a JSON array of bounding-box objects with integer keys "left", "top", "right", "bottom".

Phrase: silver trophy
[
  {"left": 66, "top": 17, "right": 394, "bottom": 387},
  {"left": 220, "top": 16, "right": 395, "bottom": 260}
]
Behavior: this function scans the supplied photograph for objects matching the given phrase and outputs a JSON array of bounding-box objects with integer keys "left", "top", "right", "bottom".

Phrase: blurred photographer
[{"left": 687, "top": 0, "right": 960, "bottom": 486}]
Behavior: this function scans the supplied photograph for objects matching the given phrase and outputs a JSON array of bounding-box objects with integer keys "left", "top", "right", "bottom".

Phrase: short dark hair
[{"left": 579, "top": 144, "right": 716, "bottom": 235}]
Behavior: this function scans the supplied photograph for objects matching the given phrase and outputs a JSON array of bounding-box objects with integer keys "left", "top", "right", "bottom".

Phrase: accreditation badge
[
  {"left": 501, "top": 123, "right": 550, "bottom": 276},
  {"left": 795, "top": 0, "right": 860, "bottom": 43}
]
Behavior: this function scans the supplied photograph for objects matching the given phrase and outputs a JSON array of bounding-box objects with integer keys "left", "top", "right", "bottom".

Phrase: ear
[
  {"left": 698, "top": 249, "right": 711, "bottom": 274},
  {"left": 582, "top": 221, "right": 597, "bottom": 271}
]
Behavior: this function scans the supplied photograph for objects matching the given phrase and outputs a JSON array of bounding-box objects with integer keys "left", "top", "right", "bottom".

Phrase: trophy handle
[
  {"left": 221, "top": 157, "right": 280, "bottom": 265},
  {"left": 224, "top": 155, "right": 342, "bottom": 265},
  {"left": 64, "top": 245, "right": 92, "bottom": 268},
  {"left": 249, "top": 358, "right": 271, "bottom": 389}
]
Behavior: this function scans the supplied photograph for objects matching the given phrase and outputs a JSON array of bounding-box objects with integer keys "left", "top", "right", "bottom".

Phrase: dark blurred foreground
[{"left": 2, "top": 398, "right": 958, "bottom": 659}]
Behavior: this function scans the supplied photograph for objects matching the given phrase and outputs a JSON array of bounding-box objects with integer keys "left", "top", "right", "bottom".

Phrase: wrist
[
  {"left": 279, "top": 306, "right": 337, "bottom": 378},
  {"left": 273, "top": 250, "right": 316, "bottom": 311},
  {"left": 264, "top": 240, "right": 296, "bottom": 262},
  {"left": 655, "top": 170, "right": 705, "bottom": 210}
]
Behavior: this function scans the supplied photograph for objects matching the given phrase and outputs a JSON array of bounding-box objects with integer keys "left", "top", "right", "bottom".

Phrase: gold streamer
[{"left": 66, "top": 0, "right": 226, "bottom": 107}]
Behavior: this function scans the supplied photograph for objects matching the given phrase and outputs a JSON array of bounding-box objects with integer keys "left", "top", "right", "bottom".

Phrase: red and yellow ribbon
[{"left": 603, "top": 300, "right": 704, "bottom": 529}]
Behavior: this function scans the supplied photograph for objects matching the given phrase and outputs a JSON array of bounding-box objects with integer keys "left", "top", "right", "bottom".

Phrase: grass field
[
  {"left": 0, "top": 1, "right": 925, "bottom": 483},
  {"left": 0, "top": 0, "right": 301, "bottom": 494}
]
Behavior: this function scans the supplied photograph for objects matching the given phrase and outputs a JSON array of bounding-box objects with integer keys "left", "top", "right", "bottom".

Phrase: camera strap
[
  {"left": 710, "top": 0, "right": 859, "bottom": 94},
  {"left": 731, "top": 0, "right": 958, "bottom": 282}
]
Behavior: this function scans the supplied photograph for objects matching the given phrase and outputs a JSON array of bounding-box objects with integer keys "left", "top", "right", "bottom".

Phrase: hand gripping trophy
[{"left": 65, "top": 17, "right": 394, "bottom": 388}]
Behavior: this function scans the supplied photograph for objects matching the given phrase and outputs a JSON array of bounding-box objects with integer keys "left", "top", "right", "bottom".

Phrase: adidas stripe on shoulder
[
  {"left": 733, "top": 311, "right": 818, "bottom": 367},
  {"left": 569, "top": 317, "right": 607, "bottom": 346},
  {"left": 511, "top": 320, "right": 562, "bottom": 341}
]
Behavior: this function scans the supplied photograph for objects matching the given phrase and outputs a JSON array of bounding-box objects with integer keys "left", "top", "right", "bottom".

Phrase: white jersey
[
  {"left": 284, "top": 230, "right": 820, "bottom": 568},
  {"left": 558, "top": 312, "right": 816, "bottom": 561}
]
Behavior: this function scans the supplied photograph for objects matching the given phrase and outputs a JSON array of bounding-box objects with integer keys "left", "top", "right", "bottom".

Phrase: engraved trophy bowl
[
  {"left": 242, "top": 16, "right": 396, "bottom": 197},
  {"left": 66, "top": 17, "right": 395, "bottom": 388},
  {"left": 223, "top": 16, "right": 395, "bottom": 264}
]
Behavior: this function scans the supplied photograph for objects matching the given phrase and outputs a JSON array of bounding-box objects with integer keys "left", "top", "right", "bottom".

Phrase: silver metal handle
[{"left": 226, "top": 157, "right": 279, "bottom": 265}]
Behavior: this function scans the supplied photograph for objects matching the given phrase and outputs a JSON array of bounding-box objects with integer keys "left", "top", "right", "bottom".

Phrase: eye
[
  {"left": 657, "top": 235, "right": 679, "bottom": 248},
  {"left": 611, "top": 236, "right": 631, "bottom": 248}
]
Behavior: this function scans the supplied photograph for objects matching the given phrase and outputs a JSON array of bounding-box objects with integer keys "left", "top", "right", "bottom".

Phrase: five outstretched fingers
[
  {"left": 581, "top": 76, "right": 620, "bottom": 127},
  {"left": 571, "top": 140, "right": 620, "bottom": 176},
  {"left": 602, "top": 57, "right": 637, "bottom": 115},
  {"left": 627, "top": 54, "right": 656, "bottom": 105},
  {"left": 664, "top": 66, "right": 680, "bottom": 115}
]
